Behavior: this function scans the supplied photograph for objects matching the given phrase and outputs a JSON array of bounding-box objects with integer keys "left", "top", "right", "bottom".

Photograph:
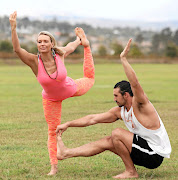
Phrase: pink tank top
[{"left": 37, "top": 54, "right": 77, "bottom": 101}]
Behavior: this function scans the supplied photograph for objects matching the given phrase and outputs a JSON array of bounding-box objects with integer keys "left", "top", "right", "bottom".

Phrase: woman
[{"left": 9, "top": 11, "right": 95, "bottom": 175}]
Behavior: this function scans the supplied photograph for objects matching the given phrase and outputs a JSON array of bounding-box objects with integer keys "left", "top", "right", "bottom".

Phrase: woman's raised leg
[{"left": 73, "top": 28, "right": 95, "bottom": 97}]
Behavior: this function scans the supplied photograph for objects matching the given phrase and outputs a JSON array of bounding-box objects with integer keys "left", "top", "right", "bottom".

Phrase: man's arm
[
  {"left": 56, "top": 107, "right": 119, "bottom": 136},
  {"left": 120, "top": 39, "right": 148, "bottom": 104}
]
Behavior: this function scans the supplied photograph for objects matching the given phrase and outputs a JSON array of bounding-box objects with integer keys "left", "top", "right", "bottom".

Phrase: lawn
[{"left": 0, "top": 62, "right": 178, "bottom": 179}]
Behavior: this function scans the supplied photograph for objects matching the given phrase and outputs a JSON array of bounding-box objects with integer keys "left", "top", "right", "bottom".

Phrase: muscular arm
[
  {"left": 56, "top": 107, "right": 120, "bottom": 135},
  {"left": 120, "top": 39, "right": 148, "bottom": 104},
  {"left": 120, "top": 40, "right": 161, "bottom": 129},
  {"left": 61, "top": 36, "right": 81, "bottom": 58}
]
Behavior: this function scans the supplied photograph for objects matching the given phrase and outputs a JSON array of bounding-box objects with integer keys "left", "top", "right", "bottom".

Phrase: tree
[
  {"left": 111, "top": 43, "right": 123, "bottom": 55},
  {"left": 21, "top": 44, "right": 29, "bottom": 52},
  {"left": 165, "top": 43, "right": 177, "bottom": 58},
  {"left": 30, "top": 45, "right": 38, "bottom": 54},
  {"left": 151, "top": 34, "right": 161, "bottom": 54},
  {"left": 173, "top": 30, "right": 178, "bottom": 46},
  {"left": 160, "top": 27, "right": 172, "bottom": 46},
  {"left": 0, "top": 40, "right": 13, "bottom": 52},
  {"left": 135, "top": 33, "right": 144, "bottom": 44},
  {"left": 98, "top": 45, "right": 107, "bottom": 56},
  {"left": 129, "top": 44, "right": 143, "bottom": 58}
]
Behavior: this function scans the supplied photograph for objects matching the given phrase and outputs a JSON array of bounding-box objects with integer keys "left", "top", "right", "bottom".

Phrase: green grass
[{"left": 0, "top": 63, "right": 178, "bottom": 180}]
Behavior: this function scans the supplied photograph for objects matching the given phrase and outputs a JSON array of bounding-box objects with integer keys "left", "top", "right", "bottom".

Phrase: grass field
[{"left": 0, "top": 62, "right": 178, "bottom": 180}]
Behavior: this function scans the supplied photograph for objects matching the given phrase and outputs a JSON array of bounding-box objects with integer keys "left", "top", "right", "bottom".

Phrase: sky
[{"left": 0, "top": 0, "right": 178, "bottom": 22}]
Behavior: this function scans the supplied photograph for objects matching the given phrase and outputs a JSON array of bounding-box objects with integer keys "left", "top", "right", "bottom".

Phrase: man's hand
[
  {"left": 120, "top": 39, "right": 132, "bottom": 59},
  {"left": 9, "top": 11, "right": 17, "bottom": 31},
  {"left": 56, "top": 123, "right": 69, "bottom": 136}
]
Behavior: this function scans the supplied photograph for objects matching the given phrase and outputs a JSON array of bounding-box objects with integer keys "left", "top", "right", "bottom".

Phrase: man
[{"left": 56, "top": 39, "right": 171, "bottom": 179}]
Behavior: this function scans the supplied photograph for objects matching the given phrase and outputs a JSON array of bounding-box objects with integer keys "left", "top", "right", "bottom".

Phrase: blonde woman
[{"left": 9, "top": 11, "right": 95, "bottom": 175}]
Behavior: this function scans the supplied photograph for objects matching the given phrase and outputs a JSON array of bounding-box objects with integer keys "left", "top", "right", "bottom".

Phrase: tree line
[{"left": 0, "top": 16, "right": 178, "bottom": 58}]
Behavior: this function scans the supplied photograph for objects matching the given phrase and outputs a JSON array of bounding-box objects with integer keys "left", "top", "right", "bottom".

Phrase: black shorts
[{"left": 130, "top": 134, "right": 164, "bottom": 169}]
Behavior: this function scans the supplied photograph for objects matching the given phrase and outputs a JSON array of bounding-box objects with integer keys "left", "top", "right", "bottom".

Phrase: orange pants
[{"left": 43, "top": 47, "right": 94, "bottom": 165}]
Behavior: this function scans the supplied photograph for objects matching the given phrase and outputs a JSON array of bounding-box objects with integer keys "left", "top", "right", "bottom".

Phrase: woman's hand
[{"left": 9, "top": 11, "right": 17, "bottom": 31}]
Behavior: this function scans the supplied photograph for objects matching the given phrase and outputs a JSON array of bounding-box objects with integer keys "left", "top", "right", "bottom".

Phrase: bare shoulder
[
  {"left": 30, "top": 53, "right": 38, "bottom": 62},
  {"left": 27, "top": 53, "right": 38, "bottom": 66},
  {"left": 132, "top": 98, "right": 161, "bottom": 129},
  {"left": 109, "top": 106, "right": 122, "bottom": 119},
  {"left": 32, "top": 54, "right": 38, "bottom": 64}
]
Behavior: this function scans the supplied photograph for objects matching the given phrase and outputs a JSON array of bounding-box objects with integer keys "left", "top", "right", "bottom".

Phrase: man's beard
[{"left": 116, "top": 101, "right": 123, "bottom": 107}]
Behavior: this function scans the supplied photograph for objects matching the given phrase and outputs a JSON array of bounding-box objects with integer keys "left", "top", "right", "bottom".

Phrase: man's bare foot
[
  {"left": 47, "top": 164, "right": 58, "bottom": 176},
  {"left": 113, "top": 170, "right": 139, "bottom": 179},
  {"left": 56, "top": 134, "right": 69, "bottom": 160},
  {"left": 75, "top": 27, "right": 90, "bottom": 47}
]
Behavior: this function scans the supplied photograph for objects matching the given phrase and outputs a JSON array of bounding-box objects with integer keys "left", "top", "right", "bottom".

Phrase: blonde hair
[{"left": 38, "top": 31, "right": 64, "bottom": 56}]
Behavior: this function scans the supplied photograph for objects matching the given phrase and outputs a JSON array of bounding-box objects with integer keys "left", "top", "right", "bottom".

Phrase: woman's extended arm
[{"left": 9, "top": 11, "right": 37, "bottom": 74}]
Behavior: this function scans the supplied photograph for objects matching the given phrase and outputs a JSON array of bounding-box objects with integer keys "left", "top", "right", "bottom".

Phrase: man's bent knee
[
  {"left": 111, "top": 128, "right": 124, "bottom": 139},
  {"left": 111, "top": 128, "right": 134, "bottom": 153}
]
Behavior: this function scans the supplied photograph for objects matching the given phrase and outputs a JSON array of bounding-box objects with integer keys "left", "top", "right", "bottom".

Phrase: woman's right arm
[{"left": 9, "top": 12, "right": 37, "bottom": 72}]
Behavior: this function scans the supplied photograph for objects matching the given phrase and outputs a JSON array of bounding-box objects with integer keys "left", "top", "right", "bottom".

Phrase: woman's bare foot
[
  {"left": 75, "top": 27, "right": 90, "bottom": 47},
  {"left": 56, "top": 134, "right": 69, "bottom": 160},
  {"left": 113, "top": 170, "right": 139, "bottom": 179},
  {"left": 47, "top": 164, "right": 58, "bottom": 176}
]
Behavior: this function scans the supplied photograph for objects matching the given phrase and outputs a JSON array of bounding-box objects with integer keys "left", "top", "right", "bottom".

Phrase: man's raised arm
[{"left": 120, "top": 39, "right": 148, "bottom": 104}]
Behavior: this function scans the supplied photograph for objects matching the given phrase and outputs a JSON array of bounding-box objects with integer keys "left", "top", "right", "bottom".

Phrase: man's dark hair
[{"left": 114, "top": 80, "right": 133, "bottom": 97}]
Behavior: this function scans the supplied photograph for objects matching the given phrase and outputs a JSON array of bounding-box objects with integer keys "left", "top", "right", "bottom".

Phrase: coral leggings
[{"left": 43, "top": 47, "right": 94, "bottom": 165}]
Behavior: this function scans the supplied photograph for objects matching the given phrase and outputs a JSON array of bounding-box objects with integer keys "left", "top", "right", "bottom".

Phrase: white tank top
[{"left": 120, "top": 106, "right": 171, "bottom": 158}]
